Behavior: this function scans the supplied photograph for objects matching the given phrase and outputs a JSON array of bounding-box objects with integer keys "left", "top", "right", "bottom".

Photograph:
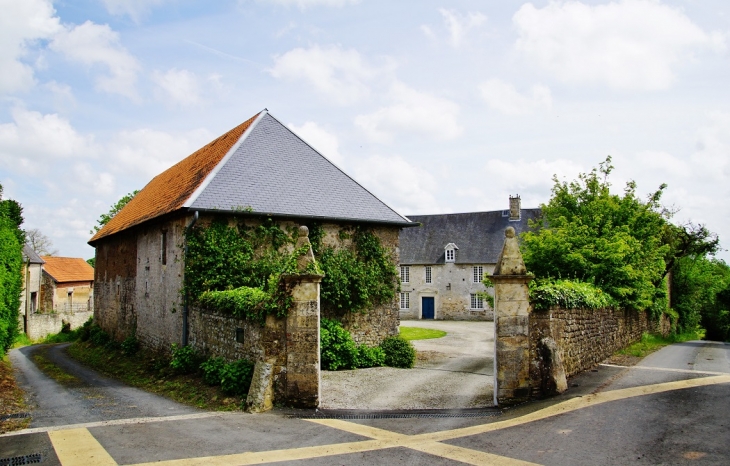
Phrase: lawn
[{"left": 399, "top": 326, "right": 447, "bottom": 341}]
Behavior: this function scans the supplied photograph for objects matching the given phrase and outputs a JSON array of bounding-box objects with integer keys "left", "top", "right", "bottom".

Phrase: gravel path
[{"left": 321, "top": 320, "right": 495, "bottom": 410}]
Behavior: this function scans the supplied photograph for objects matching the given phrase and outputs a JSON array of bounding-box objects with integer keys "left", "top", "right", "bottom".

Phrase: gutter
[{"left": 182, "top": 210, "right": 199, "bottom": 346}]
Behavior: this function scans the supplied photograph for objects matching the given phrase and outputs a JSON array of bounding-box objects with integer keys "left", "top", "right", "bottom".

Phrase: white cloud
[
  {"left": 152, "top": 68, "right": 202, "bottom": 106},
  {"left": 72, "top": 163, "right": 116, "bottom": 196},
  {"left": 101, "top": 0, "right": 170, "bottom": 22},
  {"left": 0, "top": 107, "right": 95, "bottom": 172},
  {"left": 0, "top": 0, "right": 61, "bottom": 94},
  {"left": 270, "top": 45, "right": 390, "bottom": 105},
  {"left": 351, "top": 155, "right": 441, "bottom": 214},
  {"left": 262, "top": 0, "right": 359, "bottom": 8},
  {"left": 50, "top": 21, "right": 141, "bottom": 100},
  {"left": 355, "top": 81, "right": 462, "bottom": 143},
  {"left": 438, "top": 8, "right": 486, "bottom": 48},
  {"left": 513, "top": 0, "right": 725, "bottom": 90},
  {"left": 288, "top": 121, "right": 344, "bottom": 166},
  {"left": 108, "top": 127, "right": 213, "bottom": 179},
  {"left": 479, "top": 79, "right": 552, "bottom": 115}
]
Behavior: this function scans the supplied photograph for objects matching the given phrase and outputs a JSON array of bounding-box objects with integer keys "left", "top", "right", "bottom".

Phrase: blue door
[{"left": 422, "top": 297, "right": 434, "bottom": 319}]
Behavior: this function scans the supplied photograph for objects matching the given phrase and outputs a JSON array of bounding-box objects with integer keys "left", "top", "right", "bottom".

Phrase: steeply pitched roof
[
  {"left": 89, "top": 113, "right": 259, "bottom": 243},
  {"left": 41, "top": 256, "right": 94, "bottom": 283},
  {"left": 399, "top": 209, "right": 541, "bottom": 265},
  {"left": 90, "top": 110, "right": 411, "bottom": 245},
  {"left": 23, "top": 244, "right": 45, "bottom": 264}
]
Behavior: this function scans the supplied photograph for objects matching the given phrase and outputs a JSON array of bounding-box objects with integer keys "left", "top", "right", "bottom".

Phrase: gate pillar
[{"left": 489, "top": 226, "right": 533, "bottom": 405}]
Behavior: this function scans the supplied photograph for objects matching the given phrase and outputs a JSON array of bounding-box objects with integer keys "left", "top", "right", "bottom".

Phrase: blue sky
[{"left": 1, "top": 0, "right": 729, "bottom": 261}]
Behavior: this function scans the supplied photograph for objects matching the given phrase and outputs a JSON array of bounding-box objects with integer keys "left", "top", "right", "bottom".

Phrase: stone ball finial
[
  {"left": 299, "top": 225, "right": 309, "bottom": 237},
  {"left": 505, "top": 226, "right": 516, "bottom": 238}
]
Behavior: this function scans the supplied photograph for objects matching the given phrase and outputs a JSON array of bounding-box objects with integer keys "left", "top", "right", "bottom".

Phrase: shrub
[
  {"left": 355, "top": 345, "right": 385, "bottom": 368},
  {"left": 320, "top": 318, "right": 358, "bottom": 370},
  {"left": 529, "top": 278, "right": 617, "bottom": 311},
  {"left": 200, "top": 357, "right": 225, "bottom": 386},
  {"left": 220, "top": 359, "right": 254, "bottom": 396},
  {"left": 89, "top": 325, "right": 110, "bottom": 346},
  {"left": 121, "top": 334, "right": 139, "bottom": 356},
  {"left": 78, "top": 318, "right": 94, "bottom": 342},
  {"left": 169, "top": 344, "right": 199, "bottom": 375},
  {"left": 380, "top": 336, "right": 416, "bottom": 368}
]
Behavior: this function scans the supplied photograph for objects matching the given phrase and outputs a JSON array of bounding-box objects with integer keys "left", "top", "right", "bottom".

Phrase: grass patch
[
  {"left": 617, "top": 329, "right": 706, "bottom": 359},
  {"left": 12, "top": 333, "right": 32, "bottom": 348},
  {"left": 31, "top": 347, "right": 83, "bottom": 387},
  {"left": 67, "top": 341, "right": 245, "bottom": 411},
  {"left": 0, "top": 357, "right": 30, "bottom": 433},
  {"left": 399, "top": 327, "right": 447, "bottom": 341}
]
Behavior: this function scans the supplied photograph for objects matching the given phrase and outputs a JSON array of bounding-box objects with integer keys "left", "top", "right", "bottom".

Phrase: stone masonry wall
[
  {"left": 188, "top": 305, "right": 266, "bottom": 362},
  {"left": 530, "top": 306, "right": 670, "bottom": 381},
  {"left": 25, "top": 310, "right": 94, "bottom": 341}
]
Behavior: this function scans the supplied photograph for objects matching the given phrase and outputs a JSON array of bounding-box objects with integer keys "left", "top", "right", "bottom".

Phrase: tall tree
[
  {"left": 25, "top": 228, "right": 59, "bottom": 256},
  {"left": 91, "top": 190, "right": 139, "bottom": 234},
  {"left": 0, "top": 184, "right": 23, "bottom": 355}
]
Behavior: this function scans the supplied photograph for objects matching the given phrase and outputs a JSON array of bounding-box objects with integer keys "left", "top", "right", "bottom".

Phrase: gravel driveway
[{"left": 321, "top": 320, "right": 495, "bottom": 410}]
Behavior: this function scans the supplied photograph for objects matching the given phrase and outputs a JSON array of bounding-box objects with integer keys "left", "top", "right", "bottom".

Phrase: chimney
[{"left": 509, "top": 195, "right": 521, "bottom": 221}]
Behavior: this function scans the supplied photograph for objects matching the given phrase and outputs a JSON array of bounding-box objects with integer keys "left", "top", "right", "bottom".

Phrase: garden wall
[
  {"left": 24, "top": 310, "right": 94, "bottom": 341},
  {"left": 530, "top": 306, "right": 671, "bottom": 381}
]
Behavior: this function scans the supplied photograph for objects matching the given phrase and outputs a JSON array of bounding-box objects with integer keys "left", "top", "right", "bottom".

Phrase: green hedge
[{"left": 529, "top": 278, "right": 617, "bottom": 311}]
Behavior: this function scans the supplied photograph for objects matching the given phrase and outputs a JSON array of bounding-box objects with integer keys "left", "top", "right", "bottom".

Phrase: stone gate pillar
[{"left": 489, "top": 226, "right": 533, "bottom": 405}]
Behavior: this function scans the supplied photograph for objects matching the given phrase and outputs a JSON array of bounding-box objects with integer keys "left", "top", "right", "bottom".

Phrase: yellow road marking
[
  {"left": 48, "top": 428, "right": 117, "bottom": 466},
  {"left": 412, "top": 442, "right": 540, "bottom": 466}
]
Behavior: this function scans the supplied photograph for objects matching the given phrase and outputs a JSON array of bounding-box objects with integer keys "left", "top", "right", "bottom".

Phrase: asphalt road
[{"left": 2, "top": 340, "right": 729, "bottom": 465}]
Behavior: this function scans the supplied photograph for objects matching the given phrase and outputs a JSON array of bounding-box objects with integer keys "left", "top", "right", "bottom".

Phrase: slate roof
[
  {"left": 41, "top": 257, "right": 94, "bottom": 283},
  {"left": 22, "top": 244, "right": 45, "bottom": 264},
  {"left": 399, "top": 209, "right": 541, "bottom": 265},
  {"left": 90, "top": 110, "right": 411, "bottom": 245}
]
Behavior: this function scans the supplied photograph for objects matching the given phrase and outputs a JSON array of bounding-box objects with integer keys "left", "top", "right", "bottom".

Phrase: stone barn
[{"left": 89, "top": 110, "right": 413, "bottom": 358}]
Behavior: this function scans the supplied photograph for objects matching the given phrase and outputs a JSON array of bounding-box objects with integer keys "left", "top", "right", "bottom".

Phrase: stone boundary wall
[
  {"left": 188, "top": 306, "right": 268, "bottom": 362},
  {"left": 530, "top": 306, "right": 670, "bottom": 381},
  {"left": 328, "top": 303, "right": 399, "bottom": 346},
  {"left": 25, "top": 310, "right": 94, "bottom": 341}
]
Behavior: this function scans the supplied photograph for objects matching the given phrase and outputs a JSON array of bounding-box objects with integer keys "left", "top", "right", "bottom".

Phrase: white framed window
[
  {"left": 473, "top": 266, "right": 483, "bottom": 283},
  {"left": 425, "top": 266, "right": 432, "bottom": 284},
  {"left": 444, "top": 243, "right": 458, "bottom": 263},
  {"left": 400, "top": 292, "right": 410, "bottom": 309},
  {"left": 470, "top": 293, "right": 483, "bottom": 309},
  {"left": 446, "top": 249, "right": 454, "bottom": 261},
  {"left": 400, "top": 265, "right": 410, "bottom": 283}
]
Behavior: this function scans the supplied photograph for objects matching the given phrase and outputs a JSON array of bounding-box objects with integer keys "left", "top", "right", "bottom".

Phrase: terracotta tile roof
[
  {"left": 41, "top": 256, "right": 94, "bottom": 283},
  {"left": 89, "top": 112, "right": 260, "bottom": 244}
]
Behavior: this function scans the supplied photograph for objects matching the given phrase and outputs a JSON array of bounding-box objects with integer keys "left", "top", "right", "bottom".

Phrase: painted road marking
[
  {"left": 0, "top": 412, "right": 228, "bottom": 437},
  {"left": 48, "top": 428, "right": 117, "bottom": 466},
  {"left": 600, "top": 363, "right": 729, "bottom": 376},
  {"left": 38, "top": 374, "right": 730, "bottom": 466}
]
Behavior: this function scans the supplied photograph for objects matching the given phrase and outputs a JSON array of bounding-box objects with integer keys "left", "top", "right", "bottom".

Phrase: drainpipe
[{"left": 182, "top": 211, "right": 199, "bottom": 346}]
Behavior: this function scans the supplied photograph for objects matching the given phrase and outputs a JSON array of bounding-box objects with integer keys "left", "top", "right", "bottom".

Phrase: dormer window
[{"left": 444, "top": 243, "right": 458, "bottom": 263}]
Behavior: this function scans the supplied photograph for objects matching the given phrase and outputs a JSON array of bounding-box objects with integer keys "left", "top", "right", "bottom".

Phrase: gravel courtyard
[{"left": 320, "top": 320, "right": 495, "bottom": 410}]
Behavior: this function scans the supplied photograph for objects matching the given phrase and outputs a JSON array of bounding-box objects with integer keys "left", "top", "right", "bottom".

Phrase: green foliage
[
  {"left": 529, "top": 278, "right": 618, "bottom": 311},
  {"left": 618, "top": 330, "right": 705, "bottom": 358},
  {"left": 200, "top": 357, "right": 226, "bottom": 386},
  {"left": 521, "top": 157, "right": 669, "bottom": 311},
  {"left": 86, "top": 257, "right": 95, "bottom": 268},
  {"left": 355, "top": 345, "right": 385, "bottom": 368},
  {"left": 318, "top": 228, "right": 398, "bottom": 313},
  {"left": 121, "top": 334, "right": 139, "bottom": 356},
  {"left": 88, "top": 324, "right": 111, "bottom": 346},
  {"left": 77, "top": 318, "right": 94, "bottom": 342},
  {"left": 480, "top": 277, "right": 495, "bottom": 308},
  {"left": 169, "top": 344, "right": 200, "bottom": 375},
  {"left": 399, "top": 327, "right": 447, "bottom": 341},
  {"left": 380, "top": 335, "right": 416, "bottom": 368},
  {"left": 0, "top": 184, "right": 23, "bottom": 356},
  {"left": 220, "top": 359, "right": 254, "bottom": 396},
  {"left": 672, "top": 255, "right": 730, "bottom": 340},
  {"left": 199, "top": 287, "right": 271, "bottom": 322},
  {"left": 320, "top": 318, "right": 358, "bottom": 370},
  {"left": 91, "top": 190, "right": 139, "bottom": 234}
]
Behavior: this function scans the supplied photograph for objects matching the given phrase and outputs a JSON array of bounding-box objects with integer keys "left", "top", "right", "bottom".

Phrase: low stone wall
[
  {"left": 188, "top": 306, "right": 268, "bottom": 362},
  {"left": 530, "top": 306, "right": 670, "bottom": 381},
  {"left": 24, "top": 310, "right": 94, "bottom": 341},
  {"left": 330, "top": 303, "right": 399, "bottom": 346}
]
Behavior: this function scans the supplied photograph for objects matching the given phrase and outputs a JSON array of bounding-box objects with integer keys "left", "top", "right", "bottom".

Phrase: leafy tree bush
[
  {"left": 169, "top": 344, "right": 200, "bottom": 374},
  {"left": 77, "top": 318, "right": 94, "bottom": 342},
  {"left": 200, "top": 357, "right": 226, "bottom": 386},
  {"left": 121, "top": 334, "right": 139, "bottom": 356},
  {"left": 91, "top": 190, "right": 139, "bottom": 234},
  {"left": 220, "top": 359, "right": 254, "bottom": 396},
  {"left": 355, "top": 344, "right": 385, "bottom": 368},
  {"left": 0, "top": 184, "right": 23, "bottom": 356},
  {"left": 529, "top": 278, "right": 617, "bottom": 311},
  {"left": 88, "top": 324, "right": 111, "bottom": 346},
  {"left": 380, "top": 336, "right": 416, "bottom": 368},
  {"left": 672, "top": 255, "right": 730, "bottom": 339},
  {"left": 320, "top": 318, "right": 358, "bottom": 370}
]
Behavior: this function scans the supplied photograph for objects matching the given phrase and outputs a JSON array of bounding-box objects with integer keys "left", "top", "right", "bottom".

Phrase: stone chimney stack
[{"left": 509, "top": 195, "right": 521, "bottom": 221}]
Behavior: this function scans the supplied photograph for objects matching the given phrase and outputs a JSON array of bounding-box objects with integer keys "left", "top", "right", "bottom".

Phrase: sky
[{"left": 1, "top": 0, "right": 729, "bottom": 262}]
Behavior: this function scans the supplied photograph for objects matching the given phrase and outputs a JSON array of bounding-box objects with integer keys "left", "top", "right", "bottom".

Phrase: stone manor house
[{"left": 398, "top": 196, "right": 539, "bottom": 321}]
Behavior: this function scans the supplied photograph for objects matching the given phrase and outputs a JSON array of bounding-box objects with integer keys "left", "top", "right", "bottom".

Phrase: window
[
  {"left": 446, "top": 249, "right": 454, "bottom": 262},
  {"left": 425, "top": 266, "right": 432, "bottom": 284},
  {"left": 161, "top": 230, "right": 168, "bottom": 265},
  {"left": 444, "top": 243, "right": 458, "bottom": 263},
  {"left": 470, "top": 293, "right": 483, "bottom": 309},
  {"left": 400, "top": 265, "right": 410, "bottom": 283},
  {"left": 400, "top": 292, "right": 410, "bottom": 309},
  {"left": 473, "top": 266, "right": 483, "bottom": 283}
]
